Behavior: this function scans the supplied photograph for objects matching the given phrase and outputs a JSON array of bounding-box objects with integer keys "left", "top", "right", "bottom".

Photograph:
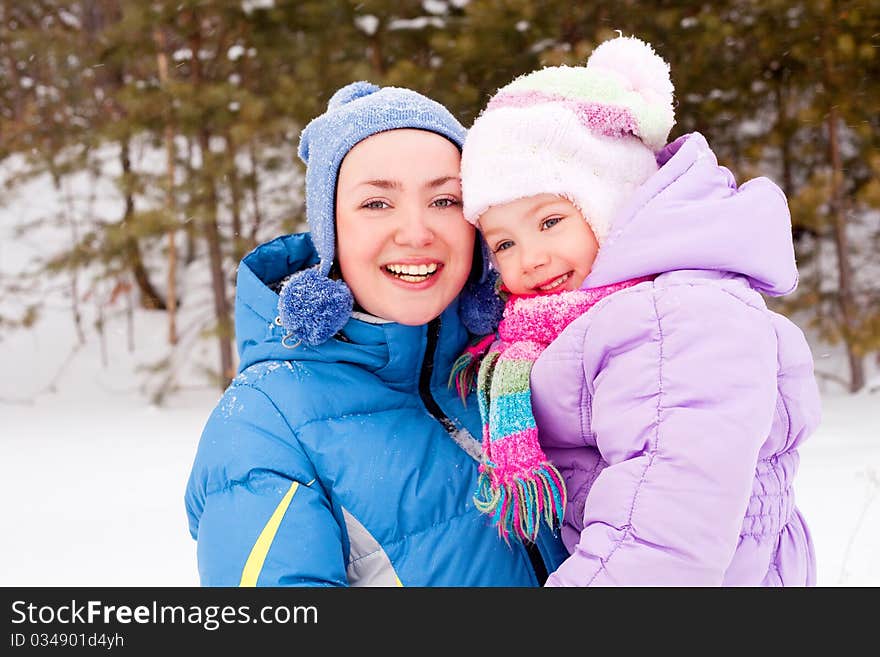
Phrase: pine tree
[{"left": 2, "top": 0, "right": 877, "bottom": 395}]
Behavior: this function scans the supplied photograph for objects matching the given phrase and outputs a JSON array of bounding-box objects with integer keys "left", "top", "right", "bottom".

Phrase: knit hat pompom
[
  {"left": 587, "top": 35, "right": 674, "bottom": 114},
  {"left": 460, "top": 268, "right": 505, "bottom": 336},
  {"left": 461, "top": 34, "right": 676, "bottom": 240},
  {"left": 277, "top": 267, "right": 353, "bottom": 347}
]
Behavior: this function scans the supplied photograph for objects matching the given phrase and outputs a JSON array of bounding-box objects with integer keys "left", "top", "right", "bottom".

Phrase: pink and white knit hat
[{"left": 461, "top": 35, "right": 676, "bottom": 244}]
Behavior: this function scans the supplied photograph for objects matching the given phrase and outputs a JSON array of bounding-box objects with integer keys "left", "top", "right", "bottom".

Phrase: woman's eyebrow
[
  {"left": 355, "top": 176, "right": 459, "bottom": 190},
  {"left": 358, "top": 179, "right": 402, "bottom": 190},
  {"left": 425, "top": 175, "right": 460, "bottom": 189}
]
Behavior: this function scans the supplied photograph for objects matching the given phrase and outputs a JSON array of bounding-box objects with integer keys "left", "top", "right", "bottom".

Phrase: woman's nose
[{"left": 394, "top": 210, "right": 434, "bottom": 248}]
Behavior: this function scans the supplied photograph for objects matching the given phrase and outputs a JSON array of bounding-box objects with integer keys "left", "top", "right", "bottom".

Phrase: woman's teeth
[
  {"left": 385, "top": 263, "right": 439, "bottom": 282},
  {"left": 537, "top": 272, "right": 571, "bottom": 291}
]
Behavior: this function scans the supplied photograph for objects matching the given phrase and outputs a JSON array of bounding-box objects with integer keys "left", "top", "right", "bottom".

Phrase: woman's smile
[{"left": 382, "top": 260, "right": 442, "bottom": 284}]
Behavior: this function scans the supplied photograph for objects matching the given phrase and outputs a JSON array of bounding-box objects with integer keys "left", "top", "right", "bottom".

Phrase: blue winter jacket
[{"left": 185, "top": 233, "right": 567, "bottom": 586}]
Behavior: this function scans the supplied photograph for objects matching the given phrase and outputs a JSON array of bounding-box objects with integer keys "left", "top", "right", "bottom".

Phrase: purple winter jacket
[{"left": 531, "top": 132, "right": 821, "bottom": 586}]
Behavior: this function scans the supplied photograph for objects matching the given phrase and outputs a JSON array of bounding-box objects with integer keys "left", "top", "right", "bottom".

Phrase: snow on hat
[
  {"left": 278, "top": 82, "right": 502, "bottom": 346},
  {"left": 461, "top": 35, "right": 675, "bottom": 245}
]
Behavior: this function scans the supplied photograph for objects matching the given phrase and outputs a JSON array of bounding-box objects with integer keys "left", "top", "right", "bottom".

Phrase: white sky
[{"left": 1, "top": 151, "right": 878, "bottom": 587}]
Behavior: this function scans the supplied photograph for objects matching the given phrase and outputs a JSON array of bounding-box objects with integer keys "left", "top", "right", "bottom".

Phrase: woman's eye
[
  {"left": 493, "top": 240, "right": 514, "bottom": 254},
  {"left": 432, "top": 197, "right": 460, "bottom": 208},
  {"left": 542, "top": 216, "right": 562, "bottom": 230},
  {"left": 362, "top": 200, "right": 390, "bottom": 210}
]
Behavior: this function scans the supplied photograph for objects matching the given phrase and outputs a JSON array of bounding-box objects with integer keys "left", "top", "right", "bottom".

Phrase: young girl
[{"left": 459, "top": 36, "right": 821, "bottom": 586}]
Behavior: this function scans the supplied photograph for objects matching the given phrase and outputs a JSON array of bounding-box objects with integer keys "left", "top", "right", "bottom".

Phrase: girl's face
[
  {"left": 335, "top": 129, "right": 475, "bottom": 325},
  {"left": 479, "top": 193, "right": 599, "bottom": 296}
]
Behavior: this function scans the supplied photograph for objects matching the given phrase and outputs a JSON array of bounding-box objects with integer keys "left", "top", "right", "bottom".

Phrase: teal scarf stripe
[{"left": 489, "top": 391, "right": 536, "bottom": 439}]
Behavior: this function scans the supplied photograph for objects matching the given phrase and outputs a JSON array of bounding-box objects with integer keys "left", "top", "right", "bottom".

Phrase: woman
[{"left": 184, "top": 81, "right": 567, "bottom": 586}]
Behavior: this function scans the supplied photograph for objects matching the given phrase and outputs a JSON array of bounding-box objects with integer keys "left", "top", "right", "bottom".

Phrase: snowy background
[{"left": 1, "top": 153, "right": 878, "bottom": 587}]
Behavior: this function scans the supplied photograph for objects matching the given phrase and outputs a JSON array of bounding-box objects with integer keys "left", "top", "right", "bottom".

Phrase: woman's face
[{"left": 335, "top": 129, "right": 475, "bottom": 325}]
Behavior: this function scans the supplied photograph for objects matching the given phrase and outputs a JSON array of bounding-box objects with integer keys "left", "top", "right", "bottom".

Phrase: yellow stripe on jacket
[{"left": 239, "top": 481, "right": 300, "bottom": 586}]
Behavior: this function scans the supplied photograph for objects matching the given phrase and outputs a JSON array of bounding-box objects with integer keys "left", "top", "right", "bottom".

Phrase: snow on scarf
[{"left": 473, "top": 276, "right": 654, "bottom": 542}]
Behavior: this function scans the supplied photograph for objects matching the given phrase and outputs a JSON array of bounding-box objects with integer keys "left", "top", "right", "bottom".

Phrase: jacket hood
[
  {"left": 584, "top": 132, "right": 798, "bottom": 297},
  {"left": 233, "top": 233, "right": 469, "bottom": 387}
]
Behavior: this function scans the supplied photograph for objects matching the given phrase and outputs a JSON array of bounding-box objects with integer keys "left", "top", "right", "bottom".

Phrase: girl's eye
[
  {"left": 362, "top": 200, "right": 390, "bottom": 210},
  {"left": 493, "top": 240, "right": 514, "bottom": 254},
  {"left": 432, "top": 197, "right": 461, "bottom": 208},
  {"left": 541, "top": 216, "right": 562, "bottom": 230}
]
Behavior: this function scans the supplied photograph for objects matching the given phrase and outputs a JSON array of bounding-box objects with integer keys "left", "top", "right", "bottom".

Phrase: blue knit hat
[{"left": 279, "top": 81, "right": 502, "bottom": 346}]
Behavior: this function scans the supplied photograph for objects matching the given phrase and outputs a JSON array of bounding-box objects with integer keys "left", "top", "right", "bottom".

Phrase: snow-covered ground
[{"left": 1, "top": 154, "right": 878, "bottom": 587}]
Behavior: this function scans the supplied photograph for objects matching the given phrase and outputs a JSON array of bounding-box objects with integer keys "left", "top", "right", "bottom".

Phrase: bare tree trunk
[
  {"left": 119, "top": 138, "right": 167, "bottom": 310},
  {"left": 824, "top": 22, "right": 865, "bottom": 393},
  {"left": 826, "top": 109, "right": 864, "bottom": 392},
  {"left": 1, "top": 1, "right": 26, "bottom": 124},
  {"left": 198, "top": 131, "right": 235, "bottom": 387},
  {"left": 184, "top": 137, "right": 198, "bottom": 266},
  {"left": 87, "top": 4, "right": 167, "bottom": 312},
  {"left": 774, "top": 79, "right": 793, "bottom": 201},
  {"left": 225, "top": 132, "right": 245, "bottom": 262},
  {"left": 97, "top": 288, "right": 108, "bottom": 367},
  {"left": 2, "top": 59, "right": 21, "bottom": 125},
  {"left": 369, "top": 25, "right": 385, "bottom": 76},
  {"left": 125, "top": 275, "right": 135, "bottom": 353},
  {"left": 164, "top": 137, "right": 179, "bottom": 344},
  {"left": 191, "top": 22, "right": 234, "bottom": 387},
  {"left": 247, "top": 141, "right": 263, "bottom": 250},
  {"left": 50, "top": 168, "right": 86, "bottom": 345},
  {"left": 155, "top": 27, "right": 178, "bottom": 345},
  {"left": 774, "top": 74, "right": 817, "bottom": 244}
]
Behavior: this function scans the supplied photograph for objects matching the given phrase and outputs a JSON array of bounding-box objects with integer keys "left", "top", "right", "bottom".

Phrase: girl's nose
[
  {"left": 394, "top": 210, "right": 434, "bottom": 248},
  {"left": 521, "top": 246, "right": 550, "bottom": 272}
]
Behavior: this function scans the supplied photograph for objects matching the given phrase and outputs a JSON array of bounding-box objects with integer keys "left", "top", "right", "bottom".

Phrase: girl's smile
[{"left": 533, "top": 271, "right": 574, "bottom": 294}]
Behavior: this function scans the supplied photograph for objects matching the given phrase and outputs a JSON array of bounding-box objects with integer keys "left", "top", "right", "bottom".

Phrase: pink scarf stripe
[
  {"left": 486, "top": 428, "right": 545, "bottom": 471},
  {"left": 474, "top": 276, "right": 655, "bottom": 543},
  {"left": 496, "top": 339, "right": 545, "bottom": 361},
  {"left": 499, "top": 277, "right": 655, "bottom": 343}
]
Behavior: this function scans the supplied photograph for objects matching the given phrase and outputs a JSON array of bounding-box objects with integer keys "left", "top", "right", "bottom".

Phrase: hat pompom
[
  {"left": 277, "top": 267, "right": 353, "bottom": 346},
  {"left": 327, "top": 81, "right": 381, "bottom": 110},
  {"left": 460, "top": 269, "right": 505, "bottom": 336},
  {"left": 587, "top": 35, "right": 674, "bottom": 108}
]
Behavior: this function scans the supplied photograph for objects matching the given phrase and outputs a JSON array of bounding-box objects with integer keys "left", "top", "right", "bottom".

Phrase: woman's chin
[
  {"left": 362, "top": 292, "right": 455, "bottom": 326},
  {"left": 381, "top": 300, "right": 449, "bottom": 326},
  {"left": 353, "top": 273, "right": 467, "bottom": 325}
]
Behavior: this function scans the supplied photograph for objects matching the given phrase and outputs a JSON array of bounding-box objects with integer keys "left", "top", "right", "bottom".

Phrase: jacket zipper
[
  {"left": 418, "top": 318, "right": 548, "bottom": 585},
  {"left": 418, "top": 318, "right": 460, "bottom": 436}
]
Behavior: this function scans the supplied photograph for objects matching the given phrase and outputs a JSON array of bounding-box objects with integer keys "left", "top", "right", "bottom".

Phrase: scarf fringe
[
  {"left": 471, "top": 276, "right": 654, "bottom": 544},
  {"left": 474, "top": 461, "right": 567, "bottom": 543},
  {"left": 448, "top": 334, "right": 496, "bottom": 403}
]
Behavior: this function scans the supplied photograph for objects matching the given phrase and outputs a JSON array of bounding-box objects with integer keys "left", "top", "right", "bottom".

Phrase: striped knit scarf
[{"left": 473, "top": 276, "right": 653, "bottom": 542}]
